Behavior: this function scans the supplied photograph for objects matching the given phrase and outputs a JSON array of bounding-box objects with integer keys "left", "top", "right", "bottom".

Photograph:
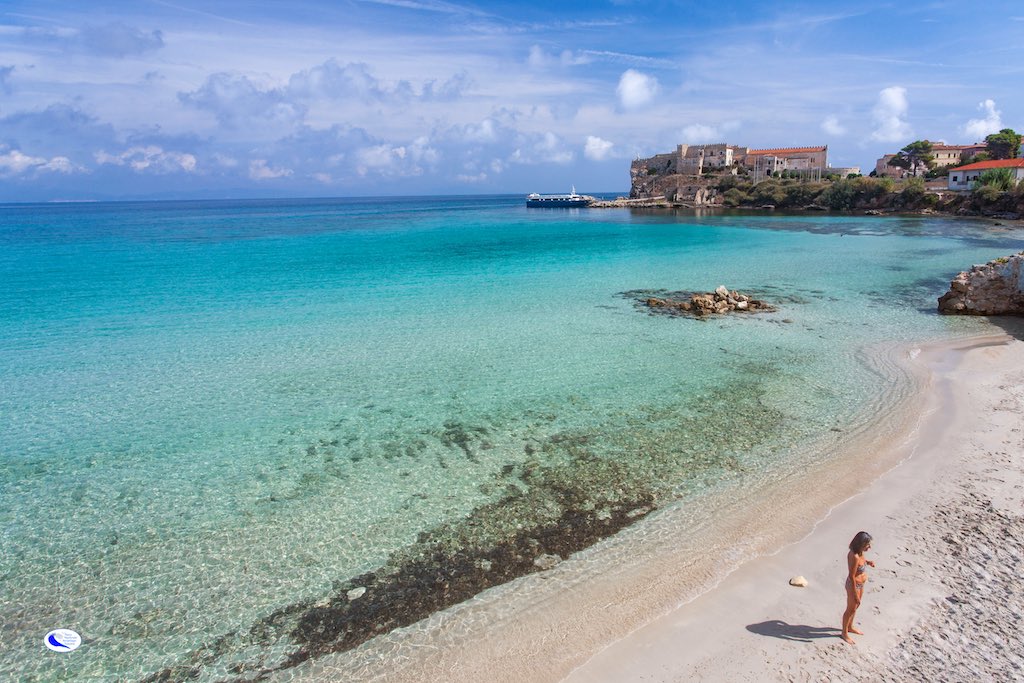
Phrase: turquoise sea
[{"left": 2, "top": 196, "right": 1022, "bottom": 681}]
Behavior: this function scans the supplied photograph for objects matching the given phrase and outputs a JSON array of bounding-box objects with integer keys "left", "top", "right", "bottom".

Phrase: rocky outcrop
[
  {"left": 589, "top": 197, "right": 672, "bottom": 208},
  {"left": 641, "top": 285, "right": 776, "bottom": 317},
  {"left": 938, "top": 252, "right": 1024, "bottom": 315},
  {"left": 629, "top": 164, "right": 720, "bottom": 206}
]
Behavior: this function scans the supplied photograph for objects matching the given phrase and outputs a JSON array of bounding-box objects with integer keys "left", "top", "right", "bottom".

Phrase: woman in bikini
[{"left": 842, "top": 531, "right": 875, "bottom": 644}]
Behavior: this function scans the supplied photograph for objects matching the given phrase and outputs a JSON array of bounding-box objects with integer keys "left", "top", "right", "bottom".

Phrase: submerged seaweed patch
[{"left": 138, "top": 370, "right": 791, "bottom": 682}]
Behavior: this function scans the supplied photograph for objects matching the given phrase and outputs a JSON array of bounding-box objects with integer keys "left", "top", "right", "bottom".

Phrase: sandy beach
[
  {"left": 303, "top": 324, "right": 1024, "bottom": 683},
  {"left": 563, "top": 326, "right": 1024, "bottom": 682}
]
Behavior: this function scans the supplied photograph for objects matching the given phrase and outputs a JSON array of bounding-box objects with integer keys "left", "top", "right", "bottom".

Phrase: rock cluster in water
[
  {"left": 938, "top": 252, "right": 1024, "bottom": 315},
  {"left": 643, "top": 285, "right": 776, "bottom": 317}
]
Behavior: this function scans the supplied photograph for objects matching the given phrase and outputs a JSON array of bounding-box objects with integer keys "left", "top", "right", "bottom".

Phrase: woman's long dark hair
[{"left": 849, "top": 531, "right": 873, "bottom": 553}]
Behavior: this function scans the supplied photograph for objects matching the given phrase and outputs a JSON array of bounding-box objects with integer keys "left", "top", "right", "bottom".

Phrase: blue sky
[{"left": 1, "top": 0, "right": 1022, "bottom": 200}]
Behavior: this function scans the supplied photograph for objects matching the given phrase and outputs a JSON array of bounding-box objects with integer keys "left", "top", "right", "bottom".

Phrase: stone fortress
[{"left": 629, "top": 143, "right": 857, "bottom": 205}]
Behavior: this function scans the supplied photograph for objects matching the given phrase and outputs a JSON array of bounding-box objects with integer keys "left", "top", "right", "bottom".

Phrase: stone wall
[{"left": 938, "top": 252, "right": 1024, "bottom": 315}]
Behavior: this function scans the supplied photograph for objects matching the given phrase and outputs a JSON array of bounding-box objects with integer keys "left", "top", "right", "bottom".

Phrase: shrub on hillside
[
  {"left": 897, "top": 177, "right": 927, "bottom": 207},
  {"left": 716, "top": 175, "right": 744, "bottom": 192},
  {"left": 819, "top": 179, "right": 857, "bottom": 210},
  {"left": 752, "top": 180, "right": 787, "bottom": 206},
  {"left": 722, "top": 187, "right": 750, "bottom": 207},
  {"left": 852, "top": 176, "right": 890, "bottom": 202},
  {"left": 978, "top": 168, "right": 1016, "bottom": 191},
  {"left": 779, "top": 181, "right": 825, "bottom": 207},
  {"left": 973, "top": 184, "right": 1003, "bottom": 204}
]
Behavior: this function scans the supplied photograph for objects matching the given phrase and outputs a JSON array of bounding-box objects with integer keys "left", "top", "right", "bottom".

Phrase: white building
[{"left": 947, "top": 158, "right": 1024, "bottom": 191}]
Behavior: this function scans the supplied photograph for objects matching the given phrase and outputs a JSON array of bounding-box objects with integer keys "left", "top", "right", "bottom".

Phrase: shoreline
[
  {"left": 587, "top": 199, "right": 1023, "bottom": 222},
  {"left": 563, "top": 327, "right": 1024, "bottom": 682},
  {"left": 289, "top": 328, "right": 1024, "bottom": 682}
]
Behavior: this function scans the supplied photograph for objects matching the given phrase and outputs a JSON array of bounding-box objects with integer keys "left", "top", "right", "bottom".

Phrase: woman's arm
[{"left": 847, "top": 551, "right": 859, "bottom": 584}]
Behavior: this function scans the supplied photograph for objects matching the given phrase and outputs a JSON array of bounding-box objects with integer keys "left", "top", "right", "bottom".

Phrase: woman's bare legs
[{"left": 842, "top": 586, "right": 862, "bottom": 643}]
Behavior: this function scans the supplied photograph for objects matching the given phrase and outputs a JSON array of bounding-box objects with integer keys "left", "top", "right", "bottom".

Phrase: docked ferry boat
[{"left": 526, "top": 186, "right": 594, "bottom": 207}]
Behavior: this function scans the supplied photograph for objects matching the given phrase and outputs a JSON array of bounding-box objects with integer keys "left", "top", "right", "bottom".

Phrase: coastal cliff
[
  {"left": 629, "top": 162, "right": 719, "bottom": 206},
  {"left": 938, "top": 252, "right": 1024, "bottom": 315}
]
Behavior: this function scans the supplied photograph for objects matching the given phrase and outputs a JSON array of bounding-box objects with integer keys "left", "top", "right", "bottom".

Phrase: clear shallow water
[{"left": 2, "top": 197, "right": 1021, "bottom": 681}]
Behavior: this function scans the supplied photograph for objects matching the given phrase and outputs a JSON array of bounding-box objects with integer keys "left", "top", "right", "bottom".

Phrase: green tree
[
  {"left": 887, "top": 140, "right": 935, "bottom": 176},
  {"left": 960, "top": 152, "right": 990, "bottom": 166},
  {"left": 984, "top": 129, "right": 1022, "bottom": 160}
]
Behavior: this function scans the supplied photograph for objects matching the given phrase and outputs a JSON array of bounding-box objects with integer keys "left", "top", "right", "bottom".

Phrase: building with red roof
[
  {"left": 948, "top": 158, "right": 1024, "bottom": 191},
  {"left": 742, "top": 146, "right": 829, "bottom": 178},
  {"left": 631, "top": 143, "right": 830, "bottom": 180}
]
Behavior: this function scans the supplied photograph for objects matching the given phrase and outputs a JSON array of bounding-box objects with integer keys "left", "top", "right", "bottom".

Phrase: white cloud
[
  {"left": 616, "top": 69, "right": 658, "bottom": 110},
  {"left": 963, "top": 99, "right": 1002, "bottom": 141},
  {"left": 248, "top": 159, "right": 292, "bottom": 179},
  {"left": 0, "top": 148, "right": 79, "bottom": 176},
  {"left": 180, "top": 73, "right": 306, "bottom": 131},
  {"left": 213, "top": 153, "right": 238, "bottom": 168},
  {"left": 676, "top": 120, "right": 739, "bottom": 144},
  {"left": 0, "top": 149, "right": 46, "bottom": 175},
  {"left": 560, "top": 50, "right": 591, "bottom": 67},
  {"left": 353, "top": 143, "right": 434, "bottom": 177},
  {"left": 79, "top": 22, "right": 164, "bottom": 58},
  {"left": 680, "top": 124, "right": 719, "bottom": 143},
  {"left": 528, "top": 45, "right": 591, "bottom": 69},
  {"left": 463, "top": 119, "right": 498, "bottom": 143},
  {"left": 288, "top": 60, "right": 416, "bottom": 103},
  {"left": 0, "top": 65, "right": 13, "bottom": 95},
  {"left": 510, "top": 131, "right": 574, "bottom": 165},
  {"left": 528, "top": 45, "right": 548, "bottom": 68},
  {"left": 537, "top": 132, "right": 573, "bottom": 163},
  {"left": 40, "top": 156, "right": 75, "bottom": 173},
  {"left": 406, "top": 136, "right": 439, "bottom": 164},
  {"left": 870, "top": 86, "right": 912, "bottom": 142},
  {"left": 24, "top": 22, "right": 164, "bottom": 58},
  {"left": 95, "top": 146, "right": 197, "bottom": 173},
  {"left": 584, "top": 135, "right": 614, "bottom": 161},
  {"left": 821, "top": 115, "right": 847, "bottom": 136},
  {"left": 357, "top": 144, "right": 403, "bottom": 170}
]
